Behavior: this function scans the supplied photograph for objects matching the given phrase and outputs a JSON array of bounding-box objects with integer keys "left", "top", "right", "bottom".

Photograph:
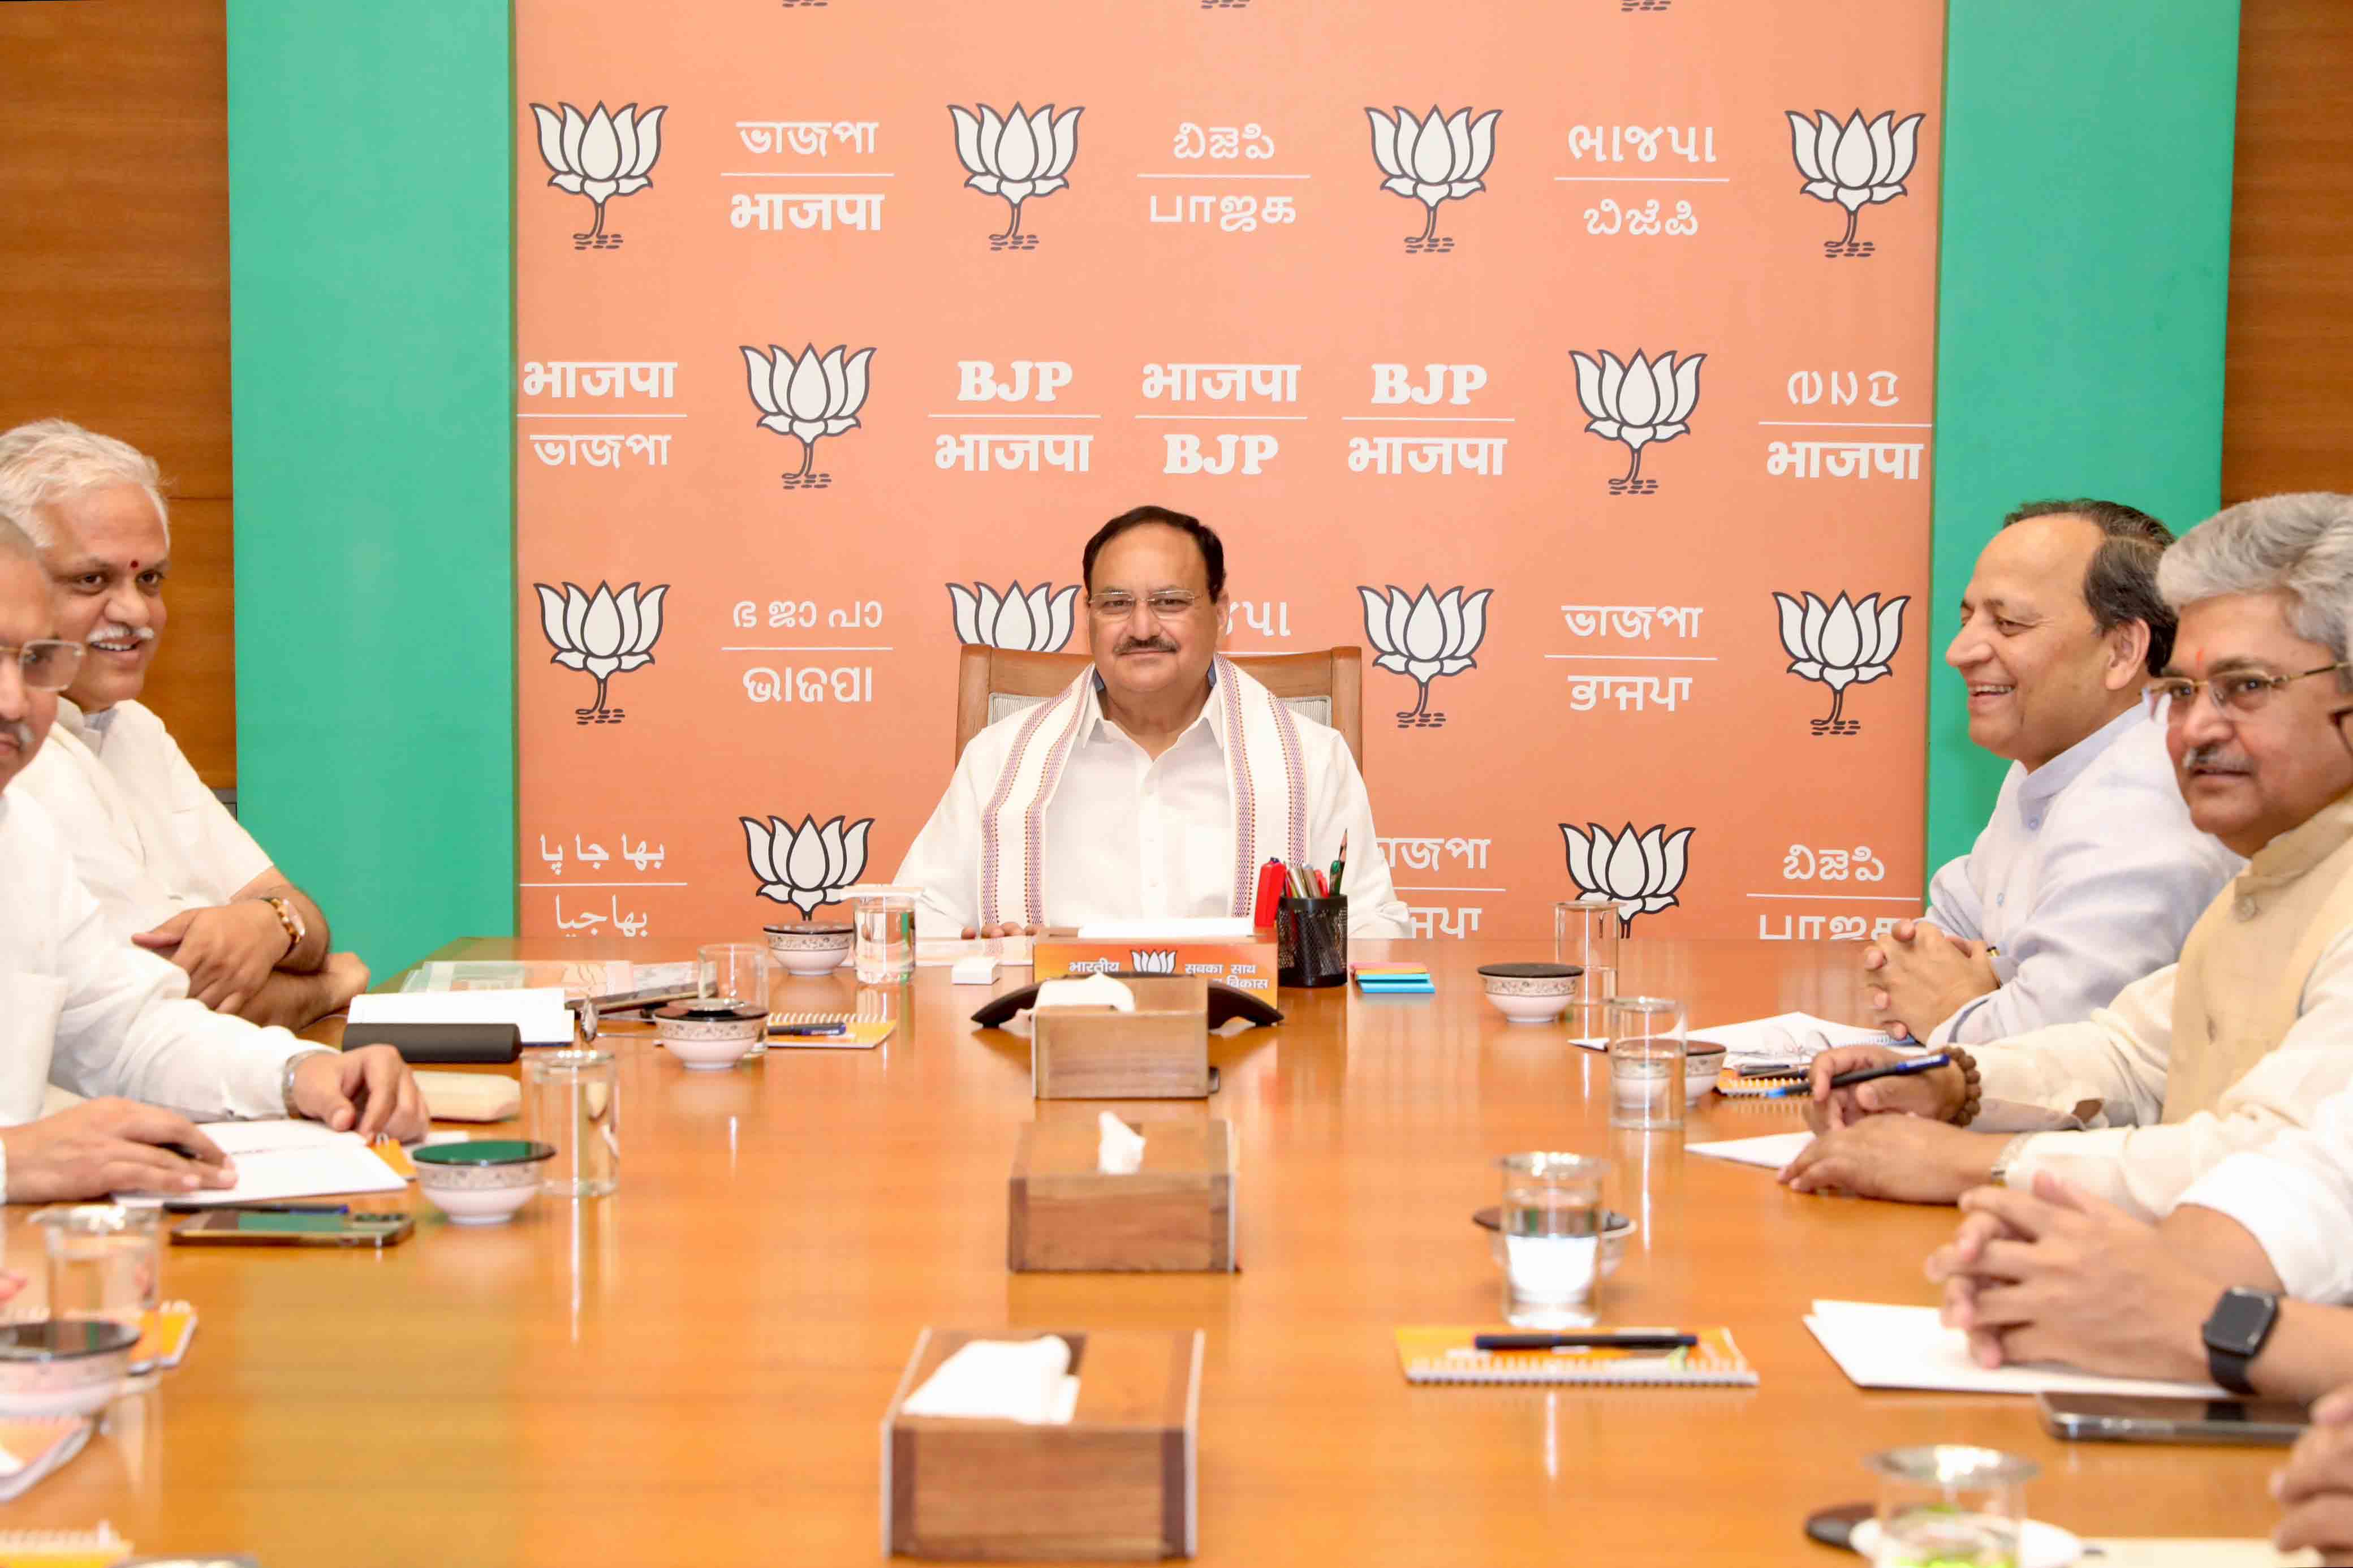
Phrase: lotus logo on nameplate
[
  {"left": 528, "top": 101, "right": 665, "bottom": 250},
  {"left": 742, "top": 343, "right": 875, "bottom": 490},
  {"left": 948, "top": 583, "right": 1080, "bottom": 652},
  {"left": 1128, "top": 950, "right": 1177, "bottom": 975},
  {"left": 533, "top": 580, "right": 667, "bottom": 725},
  {"left": 1364, "top": 106, "right": 1499, "bottom": 252},
  {"left": 950, "top": 104, "right": 1083, "bottom": 250},
  {"left": 1559, "top": 822, "right": 1693, "bottom": 934},
  {"left": 1785, "top": 110, "right": 1923, "bottom": 258},
  {"left": 1570, "top": 351, "right": 1703, "bottom": 496},
  {"left": 742, "top": 814, "right": 872, "bottom": 917},
  {"left": 1773, "top": 591, "right": 1908, "bottom": 736},
  {"left": 1358, "top": 584, "right": 1492, "bottom": 729}
]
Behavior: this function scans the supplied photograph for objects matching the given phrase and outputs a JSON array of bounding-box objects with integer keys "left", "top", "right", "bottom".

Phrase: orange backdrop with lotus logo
[{"left": 515, "top": 0, "right": 1946, "bottom": 949}]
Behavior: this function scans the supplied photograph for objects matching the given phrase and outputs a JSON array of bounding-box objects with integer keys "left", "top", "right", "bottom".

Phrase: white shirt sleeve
[
  {"left": 2178, "top": 1085, "right": 2353, "bottom": 1304},
  {"left": 1302, "top": 730, "right": 1410, "bottom": 938},
  {"left": 893, "top": 736, "right": 996, "bottom": 938},
  {"left": 1973, "top": 963, "right": 2176, "bottom": 1128},
  {"left": 2003, "top": 932, "right": 2353, "bottom": 1222},
  {"left": 1923, "top": 849, "right": 1985, "bottom": 945}
]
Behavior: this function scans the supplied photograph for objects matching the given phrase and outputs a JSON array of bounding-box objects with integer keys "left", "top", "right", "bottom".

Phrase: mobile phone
[
  {"left": 170, "top": 1211, "right": 415, "bottom": 1248},
  {"left": 2036, "top": 1392, "right": 2308, "bottom": 1445}
]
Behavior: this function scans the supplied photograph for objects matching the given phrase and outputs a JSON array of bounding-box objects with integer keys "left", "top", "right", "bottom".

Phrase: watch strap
[{"left": 2203, "top": 1287, "right": 2281, "bottom": 1395}]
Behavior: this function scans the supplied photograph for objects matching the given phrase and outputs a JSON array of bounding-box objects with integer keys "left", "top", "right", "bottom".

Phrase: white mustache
[
  {"left": 0, "top": 720, "right": 31, "bottom": 750},
  {"left": 89, "top": 622, "right": 156, "bottom": 647}
]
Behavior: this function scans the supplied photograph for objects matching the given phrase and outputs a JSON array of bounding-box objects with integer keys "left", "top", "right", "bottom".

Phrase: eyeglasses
[
  {"left": 1088, "top": 590, "right": 1201, "bottom": 621},
  {"left": 2143, "top": 662, "right": 2348, "bottom": 725},
  {"left": 0, "top": 640, "right": 84, "bottom": 693}
]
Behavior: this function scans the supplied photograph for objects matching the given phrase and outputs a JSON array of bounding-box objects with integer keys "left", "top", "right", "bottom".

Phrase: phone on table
[
  {"left": 2036, "top": 1392, "right": 2308, "bottom": 1446},
  {"left": 171, "top": 1211, "right": 415, "bottom": 1248}
]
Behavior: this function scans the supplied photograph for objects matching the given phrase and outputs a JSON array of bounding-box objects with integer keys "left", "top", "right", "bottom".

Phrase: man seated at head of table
[
  {"left": 0, "top": 513, "right": 425, "bottom": 1201},
  {"left": 1782, "top": 492, "right": 2353, "bottom": 1212},
  {"left": 1864, "top": 499, "right": 2241, "bottom": 1045},
  {"left": 0, "top": 419, "right": 368, "bottom": 1029},
  {"left": 894, "top": 505, "right": 1412, "bottom": 938}
]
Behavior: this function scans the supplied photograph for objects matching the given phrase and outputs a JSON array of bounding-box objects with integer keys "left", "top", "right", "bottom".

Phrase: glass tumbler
[
  {"left": 700, "top": 942, "right": 774, "bottom": 1058},
  {"left": 37, "top": 1204, "right": 161, "bottom": 1389},
  {"left": 1494, "top": 1153, "right": 1610, "bottom": 1329},
  {"left": 851, "top": 886, "right": 919, "bottom": 984},
  {"left": 525, "top": 1048, "right": 620, "bottom": 1198},
  {"left": 1606, "top": 995, "right": 1687, "bottom": 1131},
  {"left": 1557, "top": 894, "right": 1620, "bottom": 1011},
  {"left": 1866, "top": 1446, "right": 2037, "bottom": 1567}
]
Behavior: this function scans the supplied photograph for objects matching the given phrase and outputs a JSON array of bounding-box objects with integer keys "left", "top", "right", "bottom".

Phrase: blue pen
[{"left": 1758, "top": 1052, "right": 1952, "bottom": 1099}]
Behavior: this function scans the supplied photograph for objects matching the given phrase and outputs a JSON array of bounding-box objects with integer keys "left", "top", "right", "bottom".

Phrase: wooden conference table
[{"left": 5, "top": 938, "right": 2283, "bottom": 1564}]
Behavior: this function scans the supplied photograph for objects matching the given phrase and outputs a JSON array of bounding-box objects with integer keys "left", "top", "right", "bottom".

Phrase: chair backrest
[{"left": 953, "top": 646, "right": 1365, "bottom": 778}]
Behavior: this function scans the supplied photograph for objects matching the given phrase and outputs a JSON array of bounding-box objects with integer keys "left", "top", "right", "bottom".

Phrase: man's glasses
[
  {"left": 1088, "top": 591, "right": 1201, "bottom": 621},
  {"left": 0, "top": 640, "right": 83, "bottom": 693},
  {"left": 2142, "top": 662, "right": 2348, "bottom": 725}
]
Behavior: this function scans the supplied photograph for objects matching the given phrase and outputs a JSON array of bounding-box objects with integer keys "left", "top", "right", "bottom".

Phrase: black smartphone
[
  {"left": 171, "top": 1211, "right": 415, "bottom": 1248},
  {"left": 2037, "top": 1392, "right": 2308, "bottom": 1446}
]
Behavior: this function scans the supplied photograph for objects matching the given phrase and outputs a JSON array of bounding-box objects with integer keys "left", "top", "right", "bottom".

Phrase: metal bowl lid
[
  {"left": 1475, "top": 962, "right": 1583, "bottom": 980},
  {"left": 655, "top": 1002, "right": 769, "bottom": 1024},
  {"left": 0, "top": 1319, "right": 141, "bottom": 1360},
  {"left": 764, "top": 923, "right": 853, "bottom": 937}
]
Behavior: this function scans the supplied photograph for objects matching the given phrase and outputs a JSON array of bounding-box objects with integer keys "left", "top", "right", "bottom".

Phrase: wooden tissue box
[
  {"left": 882, "top": 1328, "right": 1202, "bottom": 1560},
  {"left": 1031, "top": 976, "right": 1209, "bottom": 1099},
  {"left": 1009, "top": 1118, "right": 1235, "bottom": 1272}
]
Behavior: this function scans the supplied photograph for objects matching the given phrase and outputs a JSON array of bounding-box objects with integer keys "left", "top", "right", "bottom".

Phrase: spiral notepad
[
  {"left": 766, "top": 1007, "right": 896, "bottom": 1050},
  {"left": 1395, "top": 1326, "right": 1757, "bottom": 1386}
]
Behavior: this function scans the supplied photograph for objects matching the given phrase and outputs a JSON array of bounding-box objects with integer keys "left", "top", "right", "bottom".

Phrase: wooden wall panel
[
  {"left": 2222, "top": 0, "right": 2353, "bottom": 503},
  {"left": 0, "top": 0, "right": 236, "bottom": 785}
]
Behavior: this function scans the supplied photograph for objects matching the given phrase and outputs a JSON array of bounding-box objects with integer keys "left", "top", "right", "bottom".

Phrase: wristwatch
[
  {"left": 281, "top": 1047, "right": 336, "bottom": 1115},
  {"left": 257, "top": 895, "right": 305, "bottom": 957},
  {"left": 2201, "top": 1286, "right": 2282, "bottom": 1395}
]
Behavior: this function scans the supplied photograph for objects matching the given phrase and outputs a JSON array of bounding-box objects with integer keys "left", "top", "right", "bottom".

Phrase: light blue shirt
[{"left": 1925, "top": 706, "right": 2243, "bottom": 1045}]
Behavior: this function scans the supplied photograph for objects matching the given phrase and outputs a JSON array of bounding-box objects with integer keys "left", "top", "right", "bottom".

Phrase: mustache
[
  {"left": 1115, "top": 637, "right": 1179, "bottom": 655},
  {"left": 2183, "top": 743, "right": 2251, "bottom": 772},
  {"left": 91, "top": 622, "right": 157, "bottom": 645},
  {"left": 0, "top": 720, "right": 31, "bottom": 751}
]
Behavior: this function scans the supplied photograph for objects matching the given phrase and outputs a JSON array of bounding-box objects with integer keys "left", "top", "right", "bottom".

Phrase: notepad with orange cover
[
  {"left": 1395, "top": 1326, "right": 1757, "bottom": 1386},
  {"left": 765, "top": 1010, "right": 896, "bottom": 1049},
  {"left": 127, "top": 1301, "right": 197, "bottom": 1375}
]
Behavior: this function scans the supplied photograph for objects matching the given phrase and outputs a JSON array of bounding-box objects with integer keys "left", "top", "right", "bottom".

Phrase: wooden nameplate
[
  {"left": 1009, "top": 1118, "right": 1235, "bottom": 1272},
  {"left": 1031, "top": 977, "right": 1210, "bottom": 1100}
]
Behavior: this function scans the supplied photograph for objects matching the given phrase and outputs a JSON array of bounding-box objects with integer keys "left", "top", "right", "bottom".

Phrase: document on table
[
  {"left": 350, "top": 985, "right": 572, "bottom": 1045},
  {"left": 1804, "top": 1299, "right": 2226, "bottom": 1397},
  {"left": 916, "top": 934, "right": 1033, "bottom": 968},
  {"left": 1687, "top": 1011, "right": 1897, "bottom": 1062},
  {"left": 1686, "top": 1131, "right": 1814, "bottom": 1170},
  {"left": 115, "top": 1120, "right": 408, "bottom": 1207}
]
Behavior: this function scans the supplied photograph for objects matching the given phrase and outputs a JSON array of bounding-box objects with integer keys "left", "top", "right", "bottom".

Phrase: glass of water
[
  {"left": 1494, "top": 1152, "right": 1609, "bottom": 1328},
  {"left": 1557, "top": 895, "right": 1619, "bottom": 1013},
  {"left": 699, "top": 942, "right": 773, "bottom": 1058},
  {"left": 1606, "top": 995, "right": 1687, "bottom": 1131},
  {"left": 1866, "top": 1446, "right": 2037, "bottom": 1567},
  {"left": 37, "top": 1205, "right": 160, "bottom": 1330},
  {"left": 525, "top": 1048, "right": 620, "bottom": 1198},
  {"left": 851, "top": 886, "right": 918, "bottom": 984}
]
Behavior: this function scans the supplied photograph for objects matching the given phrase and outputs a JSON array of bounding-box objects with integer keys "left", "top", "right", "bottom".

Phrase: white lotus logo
[
  {"left": 1786, "top": 109, "right": 1923, "bottom": 257},
  {"left": 533, "top": 580, "right": 667, "bottom": 725},
  {"left": 1358, "top": 584, "right": 1492, "bottom": 729},
  {"left": 742, "top": 342, "right": 875, "bottom": 490},
  {"left": 1365, "top": 105, "right": 1499, "bottom": 251},
  {"left": 949, "top": 582, "right": 1079, "bottom": 652},
  {"left": 742, "top": 814, "right": 872, "bottom": 918},
  {"left": 1774, "top": 591, "right": 1909, "bottom": 735},
  {"left": 1571, "top": 351, "right": 1703, "bottom": 495},
  {"left": 1560, "top": 822, "right": 1694, "bottom": 933},
  {"left": 1128, "top": 950, "right": 1176, "bottom": 975},
  {"left": 529, "top": 101, "right": 665, "bottom": 250},
  {"left": 950, "top": 103, "right": 1083, "bottom": 249}
]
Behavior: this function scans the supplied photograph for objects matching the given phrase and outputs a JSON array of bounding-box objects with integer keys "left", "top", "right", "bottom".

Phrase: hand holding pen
[{"left": 1803, "top": 1045, "right": 1965, "bottom": 1132}]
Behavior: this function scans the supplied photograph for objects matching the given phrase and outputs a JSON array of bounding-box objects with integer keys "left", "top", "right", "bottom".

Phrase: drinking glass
[
  {"left": 700, "top": 943, "right": 773, "bottom": 1058},
  {"left": 1556, "top": 895, "right": 1619, "bottom": 1010},
  {"left": 1494, "top": 1153, "right": 1609, "bottom": 1328},
  {"left": 1606, "top": 995, "right": 1686, "bottom": 1131},
  {"left": 38, "top": 1204, "right": 161, "bottom": 1389},
  {"left": 525, "top": 1048, "right": 620, "bottom": 1197},
  {"left": 852, "top": 886, "right": 918, "bottom": 984},
  {"left": 1866, "top": 1446, "right": 2037, "bottom": 1567}
]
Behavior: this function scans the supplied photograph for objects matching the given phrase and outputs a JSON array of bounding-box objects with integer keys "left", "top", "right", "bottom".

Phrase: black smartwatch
[{"left": 2201, "top": 1286, "right": 2282, "bottom": 1395}]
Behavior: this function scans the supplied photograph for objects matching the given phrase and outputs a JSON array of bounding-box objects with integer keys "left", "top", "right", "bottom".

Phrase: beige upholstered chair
[{"left": 953, "top": 646, "right": 1365, "bottom": 777}]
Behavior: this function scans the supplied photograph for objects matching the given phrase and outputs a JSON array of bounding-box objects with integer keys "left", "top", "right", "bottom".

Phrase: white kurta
[
  {"left": 12, "top": 699, "right": 273, "bottom": 936},
  {"left": 1924, "top": 709, "right": 2242, "bottom": 1045},
  {"left": 0, "top": 791, "right": 303, "bottom": 1148},
  {"left": 895, "top": 675, "right": 1412, "bottom": 938},
  {"left": 2180, "top": 1084, "right": 2353, "bottom": 1304}
]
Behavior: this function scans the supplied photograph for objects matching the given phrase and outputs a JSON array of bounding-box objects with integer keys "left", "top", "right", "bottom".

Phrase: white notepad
[
  {"left": 1688, "top": 1011, "right": 1896, "bottom": 1059},
  {"left": 1687, "top": 1131, "right": 1814, "bottom": 1170},
  {"left": 1804, "top": 1299, "right": 2226, "bottom": 1397},
  {"left": 349, "top": 985, "right": 572, "bottom": 1045},
  {"left": 116, "top": 1120, "right": 408, "bottom": 1206}
]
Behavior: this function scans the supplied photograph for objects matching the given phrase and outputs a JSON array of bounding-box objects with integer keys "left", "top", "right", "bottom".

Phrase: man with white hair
[
  {"left": 0, "top": 420, "right": 365, "bottom": 1028},
  {"left": 0, "top": 513, "right": 423, "bottom": 1200},
  {"left": 1782, "top": 493, "right": 2353, "bottom": 1212}
]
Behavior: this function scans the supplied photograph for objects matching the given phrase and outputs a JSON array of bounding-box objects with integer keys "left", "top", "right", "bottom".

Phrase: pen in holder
[{"left": 1277, "top": 895, "right": 1348, "bottom": 988}]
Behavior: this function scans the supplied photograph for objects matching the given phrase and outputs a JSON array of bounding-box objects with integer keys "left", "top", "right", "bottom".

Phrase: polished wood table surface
[{"left": 5, "top": 938, "right": 2282, "bottom": 1564}]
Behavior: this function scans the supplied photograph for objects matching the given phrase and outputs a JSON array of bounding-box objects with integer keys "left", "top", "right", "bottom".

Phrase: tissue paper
[
  {"left": 900, "top": 1337, "right": 1080, "bottom": 1424},
  {"left": 1096, "top": 1112, "right": 1147, "bottom": 1174},
  {"left": 1033, "top": 973, "right": 1136, "bottom": 1012}
]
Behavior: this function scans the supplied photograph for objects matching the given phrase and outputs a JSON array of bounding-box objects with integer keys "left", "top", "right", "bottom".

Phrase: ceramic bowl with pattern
[
  {"left": 1474, "top": 1208, "right": 1637, "bottom": 1276},
  {"left": 653, "top": 1003, "right": 768, "bottom": 1070},
  {"left": 1684, "top": 1040, "right": 1727, "bottom": 1103},
  {"left": 764, "top": 923, "right": 854, "bottom": 977},
  {"left": 0, "top": 1319, "right": 139, "bottom": 1419},
  {"left": 1475, "top": 963, "right": 1584, "bottom": 1024},
  {"left": 411, "top": 1139, "right": 557, "bottom": 1225}
]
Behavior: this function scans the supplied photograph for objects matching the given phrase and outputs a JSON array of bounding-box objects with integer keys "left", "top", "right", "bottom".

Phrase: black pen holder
[{"left": 1277, "top": 896, "right": 1349, "bottom": 988}]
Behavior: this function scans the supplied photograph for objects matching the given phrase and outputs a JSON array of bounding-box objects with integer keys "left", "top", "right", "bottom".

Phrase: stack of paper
[
  {"left": 115, "top": 1121, "right": 408, "bottom": 1207},
  {"left": 1804, "top": 1299, "right": 2226, "bottom": 1395},
  {"left": 1687, "top": 1131, "right": 1813, "bottom": 1170},
  {"left": 350, "top": 986, "right": 573, "bottom": 1045}
]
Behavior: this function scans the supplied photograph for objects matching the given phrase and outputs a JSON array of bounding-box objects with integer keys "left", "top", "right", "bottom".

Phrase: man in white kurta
[
  {"left": 1871, "top": 501, "right": 2240, "bottom": 1044},
  {"left": 0, "top": 419, "right": 365, "bottom": 1028},
  {"left": 895, "top": 507, "right": 1412, "bottom": 938},
  {"left": 0, "top": 516, "right": 422, "bottom": 1201}
]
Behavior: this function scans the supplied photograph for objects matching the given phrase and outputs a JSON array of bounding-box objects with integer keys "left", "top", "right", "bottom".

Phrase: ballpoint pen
[{"left": 1757, "top": 1052, "right": 1953, "bottom": 1098}]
